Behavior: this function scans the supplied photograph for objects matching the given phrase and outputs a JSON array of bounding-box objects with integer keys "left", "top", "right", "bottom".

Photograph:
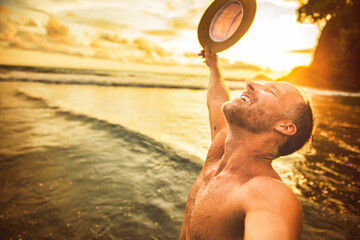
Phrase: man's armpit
[{"left": 205, "top": 130, "right": 227, "bottom": 164}]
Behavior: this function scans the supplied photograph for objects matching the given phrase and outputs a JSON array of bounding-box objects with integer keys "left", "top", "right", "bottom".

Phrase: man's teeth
[{"left": 241, "top": 96, "right": 251, "bottom": 103}]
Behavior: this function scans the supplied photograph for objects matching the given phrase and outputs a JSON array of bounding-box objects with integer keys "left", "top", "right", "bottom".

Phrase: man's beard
[{"left": 222, "top": 102, "right": 279, "bottom": 134}]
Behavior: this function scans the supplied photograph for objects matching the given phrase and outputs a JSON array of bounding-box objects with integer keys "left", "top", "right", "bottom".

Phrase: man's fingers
[
  {"left": 199, "top": 46, "right": 214, "bottom": 67},
  {"left": 204, "top": 46, "right": 211, "bottom": 55},
  {"left": 199, "top": 46, "right": 211, "bottom": 57}
]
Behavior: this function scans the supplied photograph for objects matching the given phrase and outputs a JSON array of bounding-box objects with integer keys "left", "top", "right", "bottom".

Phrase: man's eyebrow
[
  {"left": 272, "top": 86, "right": 280, "bottom": 94},
  {"left": 267, "top": 84, "right": 280, "bottom": 95}
]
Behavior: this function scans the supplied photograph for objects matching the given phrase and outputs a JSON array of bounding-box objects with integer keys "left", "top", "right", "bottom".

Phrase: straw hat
[{"left": 198, "top": 0, "right": 256, "bottom": 53}]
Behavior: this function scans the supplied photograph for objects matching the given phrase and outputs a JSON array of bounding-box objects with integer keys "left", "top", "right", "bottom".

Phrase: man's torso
[
  {"left": 181, "top": 154, "right": 252, "bottom": 240},
  {"left": 179, "top": 135, "right": 283, "bottom": 240}
]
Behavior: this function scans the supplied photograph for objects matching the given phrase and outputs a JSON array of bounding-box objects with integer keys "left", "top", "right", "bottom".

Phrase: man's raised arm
[{"left": 200, "top": 46, "right": 230, "bottom": 141}]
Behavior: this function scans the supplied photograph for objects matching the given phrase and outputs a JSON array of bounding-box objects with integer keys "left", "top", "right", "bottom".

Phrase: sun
[{"left": 219, "top": 12, "right": 318, "bottom": 73}]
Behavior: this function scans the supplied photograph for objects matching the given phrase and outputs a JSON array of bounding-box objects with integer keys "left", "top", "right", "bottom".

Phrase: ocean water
[{"left": 0, "top": 65, "right": 359, "bottom": 240}]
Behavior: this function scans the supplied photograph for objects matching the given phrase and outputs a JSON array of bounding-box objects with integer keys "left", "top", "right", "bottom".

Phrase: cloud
[
  {"left": 224, "top": 61, "right": 262, "bottom": 72},
  {"left": 183, "top": 51, "right": 199, "bottom": 58},
  {"left": 0, "top": 4, "right": 198, "bottom": 68},
  {"left": 252, "top": 73, "right": 274, "bottom": 81},
  {"left": 0, "top": 17, "right": 17, "bottom": 42},
  {"left": 144, "top": 30, "right": 177, "bottom": 37},
  {"left": 66, "top": 12, "right": 76, "bottom": 18},
  {"left": 9, "top": 31, "right": 52, "bottom": 51},
  {"left": 90, "top": 39, "right": 100, "bottom": 48},
  {"left": 166, "top": 0, "right": 176, "bottom": 11},
  {"left": 164, "top": 4, "right": 202, "bottom": 31},
  {"left": 219, "top": 57, "right": 262, "bottom": 72},
  {"left": 93, "top": 48, "right": 120, "bottom": 61},
  {"left": 74, "top": 18, "right": 128, "bottom": 31},
  {"left": 99, "top": 33, "right": 128, "bottom": 44},
  {"left": 0, "top": 5, "right": 11, "bottom": 15},
  {"left": 186, "top": 8, "right": 204, "bottom": 18},
  {"left": 142, "top": 10, "right": 162, "bottom": 19},
  {"left": 170, "top": 17, "right": 196, "bottom": 30},
  {"left": 288, "top": 48, "right": 313, "bottom": 54},
  {"left": 0, "top": 13, "right": 37, "bottom": 47},
  {"left": 25, "top": 18, "right": 38, "bottom": 27},
  {"left": 1, "top": 1, "right": 202, "bottom": 66},
  {"left": 10, "top": 35, "right": 30, "bottom": 49},
  {"left": 89, "top": 36, "right": 176, "bottom": 65},
  {"left": 46, "top": 15, "right": 69, "bottom": 38},
  {"left": 89, "top": 37, "right": 177, "bottom": 66},
  {"left": 0, "top": 10, "right": 174, "bottom": 67},
  {"left": 0, "top": 13, "right": 79, "bottom": 57},
  {"left": 183, "top": 52, "right": 263, "bottom": 72},
  {"left": 5, "top": 30, "right": 56, "bottom": 54},
  {"left": 133, "top": 37, "right": 171, "bottom": 57},
  {"left": 133, "top": 55, "right": 178, "bottom": 66}
]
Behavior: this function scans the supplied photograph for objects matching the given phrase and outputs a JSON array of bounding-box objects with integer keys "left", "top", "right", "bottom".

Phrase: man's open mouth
[{"left": 241, "top": 94, "right": 252, "bottom": 104}]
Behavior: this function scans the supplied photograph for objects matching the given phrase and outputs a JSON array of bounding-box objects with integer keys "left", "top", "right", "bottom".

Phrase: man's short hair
[{"left": 277, "top": 101, "right": 315, "bottom": 157}]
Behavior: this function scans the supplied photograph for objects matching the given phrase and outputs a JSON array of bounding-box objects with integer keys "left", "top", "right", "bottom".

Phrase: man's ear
[{"left": 274, "top": 121, "right": 297, "bottom": 136}]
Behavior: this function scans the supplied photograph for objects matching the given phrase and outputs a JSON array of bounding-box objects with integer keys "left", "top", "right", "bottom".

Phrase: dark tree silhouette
[
  {"left": 296, "top": 0, "right": 357, "bottom": 23},
  {"left": 279, "top": 0, "right": 360, "bottom": 91}
]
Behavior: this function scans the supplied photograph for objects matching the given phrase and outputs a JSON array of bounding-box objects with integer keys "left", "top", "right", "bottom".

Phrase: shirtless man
[{"left": 179, "top": 46, "right": 314, "bottom": 240}]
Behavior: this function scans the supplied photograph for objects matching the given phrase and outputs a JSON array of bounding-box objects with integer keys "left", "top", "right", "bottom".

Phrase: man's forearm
[
  {"left": 207, "top": 63, "right": 230, "bottom": 140},
  {"left": 200, "top": 46, "right": 230, "bottom": 139},
  {"left": 207, "top": 65, "right": 230, "bottom": 107}
]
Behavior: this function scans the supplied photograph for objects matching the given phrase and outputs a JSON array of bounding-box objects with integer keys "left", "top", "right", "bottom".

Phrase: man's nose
[{"left": 246, "top": 82, "right": 260, "bottom": 92}]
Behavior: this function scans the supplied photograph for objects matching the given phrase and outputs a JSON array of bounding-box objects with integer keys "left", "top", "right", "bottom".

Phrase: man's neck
[{"left": 216, "top": 127, "right": 280, "bottom": 180}]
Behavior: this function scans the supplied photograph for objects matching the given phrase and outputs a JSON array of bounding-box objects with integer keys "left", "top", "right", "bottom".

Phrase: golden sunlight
[
  {"left": 0, "top": 0, "right": 319, "bottom": 79},
  {"left": 220, "top": 3, "right": 319, "bottom": 72}
]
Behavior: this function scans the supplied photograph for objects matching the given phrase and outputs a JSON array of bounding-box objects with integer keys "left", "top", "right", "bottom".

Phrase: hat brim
[{"left": 198, "top": 0, "right": 256, "bottom": 53}]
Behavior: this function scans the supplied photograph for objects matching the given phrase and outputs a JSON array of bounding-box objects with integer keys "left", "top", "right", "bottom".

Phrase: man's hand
[{"left": 199, "top": 46, "right": 218, "bottom": 70}]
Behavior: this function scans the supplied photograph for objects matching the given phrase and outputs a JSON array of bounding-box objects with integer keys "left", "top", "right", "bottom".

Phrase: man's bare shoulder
[
  {"left": 240, "top": 175, "right": 302, "bottom": 212},
  {"left": 236, "top": 175, "right": 303, "bottom": 239}
]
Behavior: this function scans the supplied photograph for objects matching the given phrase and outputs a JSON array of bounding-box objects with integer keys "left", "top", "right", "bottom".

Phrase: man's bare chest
[{"left": 186, "top": 175, "right": 245, "bottom": 239}]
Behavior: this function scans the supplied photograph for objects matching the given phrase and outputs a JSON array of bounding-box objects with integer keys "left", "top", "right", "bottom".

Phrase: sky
[{"left": 0, "top": 0, "right": 319, "bottom": 79}]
